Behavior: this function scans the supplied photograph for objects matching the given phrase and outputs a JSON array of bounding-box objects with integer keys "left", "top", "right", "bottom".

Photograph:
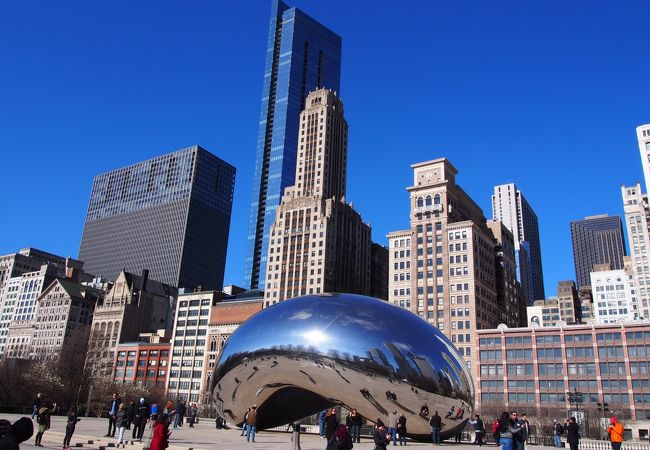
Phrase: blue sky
[{"left": 1, "top": 0, "right": 648, "bottom": 297}]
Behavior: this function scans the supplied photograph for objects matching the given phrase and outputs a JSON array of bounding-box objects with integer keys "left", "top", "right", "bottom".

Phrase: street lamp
[{"left": 597, "top": 402, "right": 610, "bottom": 439}]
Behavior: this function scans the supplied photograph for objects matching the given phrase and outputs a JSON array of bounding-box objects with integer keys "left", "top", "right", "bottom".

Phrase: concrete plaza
[{"left": 1, "top": 413, "right": 557, "bottom": 450}]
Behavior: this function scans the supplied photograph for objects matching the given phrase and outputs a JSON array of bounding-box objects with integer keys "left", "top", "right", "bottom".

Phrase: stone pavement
[{"left": 1, "top": 414, "right": 556, "bottom": 450}]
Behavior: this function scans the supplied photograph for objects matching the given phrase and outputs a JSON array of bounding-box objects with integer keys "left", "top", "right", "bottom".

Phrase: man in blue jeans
[
  {"left": 387, "top": 410, "right": 398, "bottom": 446},
  {"left": 430, "top": 411, "right": 442, "bottom": 445},
  {"left": 553, "top": 420, "right": 563, "bottom": 448},
  {"left": 245, "top": 405, "right": 257, "bottom": 443},
  {"left": 319, "top": 409, "right": 327, "bottom": 438}
]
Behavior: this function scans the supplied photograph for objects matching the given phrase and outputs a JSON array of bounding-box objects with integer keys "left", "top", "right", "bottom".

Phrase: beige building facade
[
  {"left": 86, "top": 270, "right": 177, "bottom": 376},
  {"left": 622, "top": 183, "right": 650, "bottom": 320},
  {"left": 263, "top": 89, "right": 371, "bottom": 306},
  {"left": 387, "top": 158, "right": 521, "bottom": 380}
]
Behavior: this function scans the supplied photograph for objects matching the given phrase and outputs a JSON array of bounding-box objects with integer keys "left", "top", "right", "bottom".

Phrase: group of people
[
  {"left": 239, "top": 404, "right": 258, "bottom": 443},
  {"left": 30, "top": 392, "right": 78, "bottom": 449}
]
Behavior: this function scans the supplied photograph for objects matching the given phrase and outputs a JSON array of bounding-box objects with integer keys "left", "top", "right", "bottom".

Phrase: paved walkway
[{"left": 1, "top": 414, "right": 555, "bottom": 450}]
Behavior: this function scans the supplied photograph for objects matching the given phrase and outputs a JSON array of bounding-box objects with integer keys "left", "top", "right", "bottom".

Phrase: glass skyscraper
[
  {"left": 78, "top": 145, "right": 235, "bottom": 290},
  {"left": 243, "top": 0, "right": 342, "bottom": 289}
]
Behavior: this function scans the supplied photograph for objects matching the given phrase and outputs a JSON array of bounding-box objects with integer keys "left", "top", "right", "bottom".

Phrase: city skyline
[{"left": 1, "top": 1, "right": 649, "bottom": 297}]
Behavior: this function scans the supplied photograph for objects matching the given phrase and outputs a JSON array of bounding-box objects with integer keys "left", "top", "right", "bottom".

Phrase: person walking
[
  {"left": 34, "top": 403, "right": 51, "bottom": 447},
  {"left": 387, "top": 410, "right": 398, "bottom": 446},
  {"left": 553, "top": 419, "right": 564, "bottom": 448},
  {"left": 325, "top": 408, "right": 339, "bottom": 442},
  {"left": 115, "top": 403, "right": 127, "bottom": 448},
  {"left": 430, "top": 410, "right": 442, "bottom": 445},
  {"left": 150, "top": 415, "right": 170, "bottom": 450},
  {"left": 566, "top": 417, "right": 580, "bottom": 450},
  {"left": 245, "top": 405, "right": 258, "bottom": 443},
  {"left": 31, "top": 393, "right": 43, "bottom": 420},
  {"left": 397, "top": 413, "right": 407, "bottom": 446},
  {"left": 105, "top": 393, "right": 121, "bottom": 438},
  {"left": 496, "top": 411, "right": 521, "bottom": 450},
  {"left": 607, "top": 417, "right": 624, "bottom": 450},
  {"left": 63, "top": 405, "right": 80, "bottom": 450}
]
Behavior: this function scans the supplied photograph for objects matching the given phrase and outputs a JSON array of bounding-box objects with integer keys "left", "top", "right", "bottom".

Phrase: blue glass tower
[{"left": 244, "top": 0, "right": 342, "bottom": 289}]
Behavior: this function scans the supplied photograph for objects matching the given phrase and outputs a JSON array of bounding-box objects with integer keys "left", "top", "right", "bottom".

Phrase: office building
[
  {"left": 556, "top": 280, "right": 581, "bottom": 324},
  {"left": 526, "top": 298, "right": 561, "bottom": 327},
  {"left": 86, "top": 270, "right": 177, "bottom": 375},
  {"left": 263, "top": 89, "right": 371, "bottom": 305},
  {"left": 477, "top": 322, "right": 650, "bottom": 424},
  {"left": 622, "top": 183, "right": 650, "bottom": 320},
  {"left": 167, "top": 290, "right": 221, "bottom": 404},
  {"left": 113, "top": 332, "right": 171, "bottom": 391},
  {"left": 370, "top": 243, "right": 389, "bottom": 301},
  {"left": 492, "top": 183, "right": 545, "bottom": 304},
  {"left": 637, "top": 124, "right": 650, "bottom": 193},
  {"left": 29, "top": 278, "right": 102, "bottom": 360},
  {"left": 570, "top": 215, "right": 626, "bottom": 289},
  {"left": 387, "top": 158, "right": 518, "bottom": 380},
  {"left": 244, "top": 0, "right": 342, "bottom": 290},
  {"left": 590, "top": 261, "right": 639, "bottom": 323},
  {"left": 78, "top": 145, "right": 235, "bottom": 290}
]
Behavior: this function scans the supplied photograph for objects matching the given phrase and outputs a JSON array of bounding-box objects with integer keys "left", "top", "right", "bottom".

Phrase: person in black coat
[
  {"left": 397, "top": 413, "right": 407, "bottom": 446},
  {"left": 373, "top": 423, "right": 390, "bottom": 450},
  {"left": 131, "top": 399, "right": 149, "bottom": 442},
  {"left": 325, "top": 408, "right": 339, "bottom": 441},
  {"left": 566, "top": 417, "right": 580, "bottom": 450}
]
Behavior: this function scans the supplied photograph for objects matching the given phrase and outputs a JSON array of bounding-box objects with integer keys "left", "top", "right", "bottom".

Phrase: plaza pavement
[{"left": 1, "top": 413, "right": 556, "bottom": 450}]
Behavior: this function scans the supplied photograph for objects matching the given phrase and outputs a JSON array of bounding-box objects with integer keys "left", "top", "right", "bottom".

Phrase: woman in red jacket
[{"left": 150, "top": 416, "right": 170, "bottom": 450}]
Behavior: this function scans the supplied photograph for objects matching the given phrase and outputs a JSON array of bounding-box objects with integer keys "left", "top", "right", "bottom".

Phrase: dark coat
[
  {"left": 567, "top": 422, "right": 580, "bottom": 446},
  {"left": 325, "top": 415, "right": 339, "bottom": 439},
  {"left": 430, "top": 414, "right": 442, "bottom": 428},
  {"left": 133, "top": 403, "right": 149, "bottom": 425},
  {"left": 397, "top": 416, "right": 407, "bottom": 435},
  {"left": 373, "top": 428, "right": 388, "bottom": 450}
]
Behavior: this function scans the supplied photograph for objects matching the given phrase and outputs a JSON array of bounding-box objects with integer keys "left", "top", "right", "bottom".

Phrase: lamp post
[{"left": 597, "top": 402, "right": 610, "bottom": 440}]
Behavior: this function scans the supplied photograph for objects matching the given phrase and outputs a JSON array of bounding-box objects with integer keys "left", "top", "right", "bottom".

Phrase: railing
[{"left": 580, "top": 440, "right": 650, "bottom": 450}]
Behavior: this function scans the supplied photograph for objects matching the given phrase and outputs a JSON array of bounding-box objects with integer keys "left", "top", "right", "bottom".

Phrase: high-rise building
[
  {"left": 387, "top": 158, "right": 520, "bottom": 379},
  {"left": 622, "top": 183, "right": 650, "bottom": 320},
  {"left": 492, "top": 183, "right": 545, "bottom": 304},
  {"left": 263, "top": 89, "right": 371, "bottom": 305},
  {"left": 570, "top": 214, "right": 626, "bottom": 289},
  {"left": 244, "top": 0, "right": 342, "bottom": 290},
  {"left": 590, "top": 261, "right": 639, "bottom": 323},
  {"left": 78, "top": 145, "right": 235, "bottom": 290},
  {"left": 637, "top": 124, "right": 650, "bottom": 193}
]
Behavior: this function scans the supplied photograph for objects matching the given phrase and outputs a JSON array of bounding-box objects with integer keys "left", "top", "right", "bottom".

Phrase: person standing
[
  {"left": 105, "top": 393, "right": 121, "bottom": 438},
  {"left": 553, "top": 419, "right": 564, "bottom": 448},
  {"left": 373, "top": 423, "right": 391, "bottom": 450},
  {"left": 188, "top": 403, "right": 198, "bottom": 428},
  {"left": 607, "top": 417, "right": 624, "bottom": 450},
  {"left": 63, "top": 405, "right": 80, "bottom": 449},
  {"left": 497, "top": 411, "right": 521, "bottom": 450},
  {"left": 325, "top": 408, "right": 339, "bottom": 442},
  {"left": 34, "top": 403, "right": 51, "bottom": 447},
  {"left": 115, "top": 403, "right": 127, "bottom": 448},
  {"left": 132, "top": 398, "right": 149, "bottom": 442},
  {"left": 240, "top": 408, "right": 250, "bottom": 437},
  {"left": 492, "top": 418, "right": 501, "bottom": 446},
  {"left": 511, "top": 412, "right": 525, "bottom": 450},
  {"left": 125, "top": 402, "right": 135, "bottom": 430},
  {"left": 245, "top": 405, "right": 257, "bottom": 443},
  {"left": 397, "top": 413, "right": 407, "bottom": 446},
  {"left": 32, "top": 393, "right": 43, "bottom": 420},
  {"left": 150, "top": 402, "right": 158, "bottom": 421},
  {"left": 430, "top": 410, "right": 442, "bottom": 445},
  {"left": 150, "top": 415, "right": 170, "bottom": 450},
  {"left": 319, "top": 409, "right": 327, "bottom": 438},
  {"left": 469, "top": 414, "right": 484, "bottom": 446},
  {"left": 566, "top": 417, "right": 580, "bottom": 450},
  {"left": 387, "top": 410, "right": 398, "bottom": 446}
]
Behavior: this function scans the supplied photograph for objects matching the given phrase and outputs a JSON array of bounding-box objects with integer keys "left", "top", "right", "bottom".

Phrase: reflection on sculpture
[{"left": 209, "top": 293, "right": 474, "bottom": 441}]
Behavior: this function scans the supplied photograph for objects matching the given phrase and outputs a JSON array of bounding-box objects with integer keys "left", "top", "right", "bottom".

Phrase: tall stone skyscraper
[
  {"left": 387, "top": 158, "right": 522, "bottom": 378},
  {"left": 492, "top": 183, "right": 545, "bottom": 304},
  {"left": 244, "top": 0, "right": 342, "bottom": 290},
  {"left": 570, "top": 214, "right": 626, "bottom": 289},
  {"left": 621, "top": 124, "right": 650, "bottom": 320},
  {"left": 637, "top": 124, "right": 650, "bottom": 193},
  {"left": 263, "top": 89, "right": 371, "bottom": 306},
  {"left": 78, "top": 146, "right": 235, "bottom": 290}
]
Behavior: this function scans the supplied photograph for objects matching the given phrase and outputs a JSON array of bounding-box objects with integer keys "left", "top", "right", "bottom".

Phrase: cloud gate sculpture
[{"left": 209, "top": 293, "right": 474, "bottom": 441}]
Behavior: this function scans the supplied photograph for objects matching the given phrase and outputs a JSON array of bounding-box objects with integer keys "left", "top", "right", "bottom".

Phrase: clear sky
[{"left": 1, "top": 0, "right": 649, "bottom": 297}]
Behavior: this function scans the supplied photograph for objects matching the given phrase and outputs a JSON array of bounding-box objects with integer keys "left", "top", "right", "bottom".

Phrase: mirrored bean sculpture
[{"left": 210, "top": 293, "right": 473, "bottom": 441}]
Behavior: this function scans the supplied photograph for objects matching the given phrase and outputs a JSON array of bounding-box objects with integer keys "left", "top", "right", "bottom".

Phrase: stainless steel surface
[{"left": 210, "top": 293, "right": 474, "bottom": 441}]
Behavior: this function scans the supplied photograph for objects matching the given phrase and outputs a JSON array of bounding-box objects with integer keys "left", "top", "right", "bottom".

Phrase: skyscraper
[
  {"left": 570, "top": 214, "right": 626, "bottom": 289},
  {"left": 263, "top": 89, "right": 371, "bottom": 306},
  {"left": 78, "top": 145, "right": 235, "bottom": 290},
  {"left": 244, "top": 0, "right": 342, "bottom": 290},
  {"left": 637, "top": 124, "right": 650, "bottom": 193},
  {"left": 492, "top": 183, "right": 545, "bottom": 303}
]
